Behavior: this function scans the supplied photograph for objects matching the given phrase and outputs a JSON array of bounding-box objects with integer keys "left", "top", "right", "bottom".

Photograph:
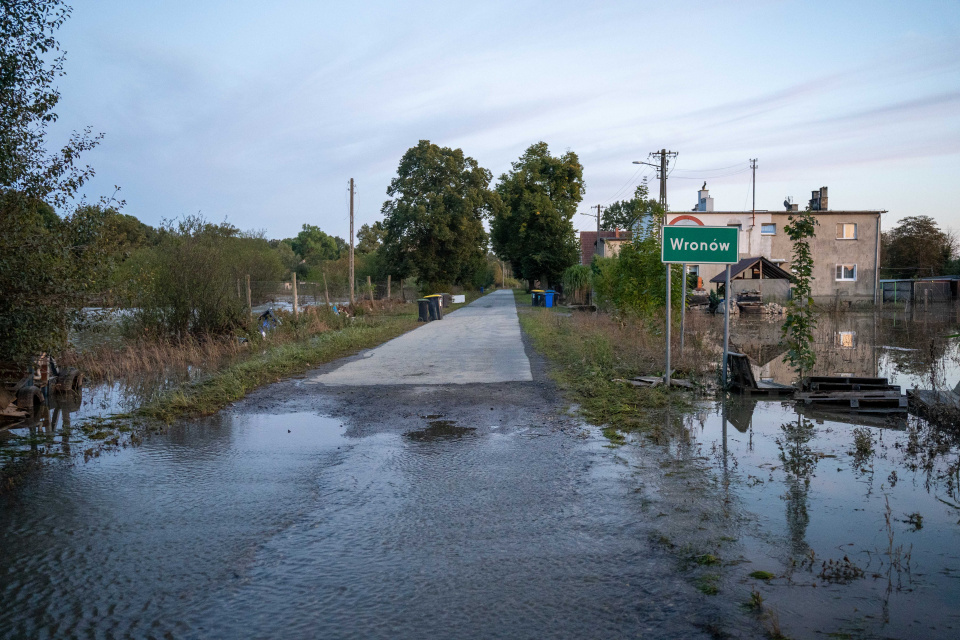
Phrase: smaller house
[
  {"left": 709, "top": 256, "right": 794, "bottom": 302},
  {"left": 580, "top": 229, "right": 631, "bottom": 265}
]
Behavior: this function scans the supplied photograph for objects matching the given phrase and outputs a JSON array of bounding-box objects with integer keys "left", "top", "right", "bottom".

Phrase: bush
[
  {"left": 593, "top": 236, "right": 682, "bottom": 317},
  {"left": 120, "top": 215, "right": 283, "bottom": 339}
]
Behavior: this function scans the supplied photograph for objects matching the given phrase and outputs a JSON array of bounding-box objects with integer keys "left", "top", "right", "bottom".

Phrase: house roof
[
  {"left": 709, "top": 256, "right": 794, "bottom": 283},
  {"left": 580, "top": 230, "right": 632, "bottom": 265},
  {"left": 668, "top": 210, "right": 885, "bottom": 217}
]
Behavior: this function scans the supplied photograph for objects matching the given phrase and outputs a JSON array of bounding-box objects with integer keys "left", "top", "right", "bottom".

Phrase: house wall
[{"left": 667, "top": 210, "right": 881, "bottom": 304}]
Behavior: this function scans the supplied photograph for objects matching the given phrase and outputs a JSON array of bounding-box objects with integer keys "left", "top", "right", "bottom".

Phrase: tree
[
  {"left": 0, "top": 1, "right": 109, "bottom": 365},
  {"left": 882, "top": 215, "right": 955, "bottom": 279},
  {"left": 601, "top": 179, "right": 662, "bottom": 234},
  {"left": 356, "top": 221, "right": 385, "bottom": 254},
  {"left": 380, "top": 140, "right": 498, "bottom": 288},
  {"left": 289, "top": 224, "right": 342, "bottom": 264},
  {"left": 780, "top": 210, "right": 819, "bottom": 383},
  {"left": 491, "top": 142, "right": 584, "bottom": 288}
]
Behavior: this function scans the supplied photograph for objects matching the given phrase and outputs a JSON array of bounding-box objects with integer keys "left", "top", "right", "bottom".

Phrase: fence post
[
  {"left": 387, "top": 275, "right": 392, "bottom": 300},
  {"left": 246, "top": 275, "right": 252, "bottom": 319},
  {"left": 367, "top": 276, "right": 374, "bottom": 301},
  {"left": 322, "top": 272, "right": 331, "bottom": 307},
  {"left": 292, "top": 274, "right": 298, "bottom": 319}
]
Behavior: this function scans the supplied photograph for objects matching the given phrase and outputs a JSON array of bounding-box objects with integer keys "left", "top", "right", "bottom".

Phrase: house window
[
  {"left": 837, "top": 223, "right": 857, "bottom": 239},
  {"left": 836, "top": 332, "right": 856, "bottom": 349},
  {"left": 761, "top": 223, "right": 776, "bottom": 235},
  {"left": 687, "top": 265, "right": 700, "bottom": 276},
  {"left": 835, "top": 264, "right": 857, "bottom": 281}
]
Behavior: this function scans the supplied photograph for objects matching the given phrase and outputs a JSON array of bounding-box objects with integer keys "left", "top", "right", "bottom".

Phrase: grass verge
[
  {"left": 139, "top": 314, "right": 418, "bottom": 422},
  {"left": 514, "top": 291, "right": 693, "bottom": 439}
]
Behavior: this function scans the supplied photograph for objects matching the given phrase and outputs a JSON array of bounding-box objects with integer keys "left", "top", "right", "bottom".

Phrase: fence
[
  {"left": 880, "top": 279, "right": 959, "bottom": 305},
  {"left": 241, "top": 277, "right": 470, "bottom": 313}
]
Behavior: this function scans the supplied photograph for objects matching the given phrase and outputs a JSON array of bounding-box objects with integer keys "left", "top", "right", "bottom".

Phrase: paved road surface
[{"left": 311, "top": 289, "right": 532, "bottom": 386}]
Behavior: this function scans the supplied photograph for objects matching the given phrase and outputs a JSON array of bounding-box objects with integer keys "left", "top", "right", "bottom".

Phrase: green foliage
[
  {"left": 0, "top": 1, "right": 110, "bottom": 365},
  {"left": 780, "top": 210, "right": 819, "bottom": 381},
  {"left": 381, "top": 140, "right": 497, "bottom": 289},
  {"left": 882, "top": 215, "right": 955, "bottom": 278},
  {"left": 290, "top": 224, "right": 343, "bottom": 265},
  {"left": 0, "top": 194, "right": 114, "bottom": 364},
  {"left": 591, "top": 230, "right": 681, "bottom": 316},
  {"left": 601, "top": 179, "right": 662, "bottom": 234},
  {"left": 561, "top": 264, "right": 591, "bottom": 292},
  {"left": 491, "top": 142, "right": 583, "bottom": 288},
  {"left": 356, "top": 221, "right": 385, "bottom": 254},
  {"left": 120, "top": 215, "right": 283, "bottom": 339}
]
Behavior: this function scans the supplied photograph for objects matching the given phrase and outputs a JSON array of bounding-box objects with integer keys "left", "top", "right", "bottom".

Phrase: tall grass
[{"left": 516, "top": 304, "right": 700, "bottom": 434}]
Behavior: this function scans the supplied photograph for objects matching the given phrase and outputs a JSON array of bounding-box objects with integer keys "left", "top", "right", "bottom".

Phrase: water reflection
[
  {"left": 703, "top": 398, "right": 960, "bottom": 638},
  {"left": 724, "top": 310, "right": 960, "bottom": 392}
]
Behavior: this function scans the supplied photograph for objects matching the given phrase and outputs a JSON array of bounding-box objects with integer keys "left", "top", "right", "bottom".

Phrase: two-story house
[{"left": 667, "top": 186, "right": 883, "bottom": 304}]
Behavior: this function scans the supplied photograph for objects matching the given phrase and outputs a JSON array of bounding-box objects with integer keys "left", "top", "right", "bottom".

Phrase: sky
[{"left": 50, "top": 0, "right": 960, "bottom": 240}]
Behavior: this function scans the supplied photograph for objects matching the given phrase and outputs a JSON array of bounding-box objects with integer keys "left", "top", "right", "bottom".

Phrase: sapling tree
[{"left": 780, "top": 210, "right": 819, "bottom": 382}]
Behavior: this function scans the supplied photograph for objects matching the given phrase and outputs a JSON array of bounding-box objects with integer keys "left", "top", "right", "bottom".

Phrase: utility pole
[
  {"left": 750, "top": 158, "right": 758, "bottom": 214},
  {"left": 349, "top": 178, "right": 355, "bottom": 305},
  {"left": 595, "top": 204, "right": 603, "bottom": 258}
]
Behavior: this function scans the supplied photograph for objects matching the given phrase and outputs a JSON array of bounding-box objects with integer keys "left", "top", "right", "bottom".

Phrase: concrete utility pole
[
  {"left": 750, "top": 158, "right": 758, "bottom": 214},
  {"left": 650, "top": 148, "right": 678, "bottom": 211},
  {"left": 349, "top": 178, "right": 355, "bottom": 305}
]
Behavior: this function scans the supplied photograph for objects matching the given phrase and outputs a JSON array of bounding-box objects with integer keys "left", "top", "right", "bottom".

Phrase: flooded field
[{"left": 661, "top": 308, "right": 960, "bottom": 638}]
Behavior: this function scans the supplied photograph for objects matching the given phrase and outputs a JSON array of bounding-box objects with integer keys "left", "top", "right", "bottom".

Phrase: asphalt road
[{"left": 310, "top": 289, "right": 533, "bottom": 386}]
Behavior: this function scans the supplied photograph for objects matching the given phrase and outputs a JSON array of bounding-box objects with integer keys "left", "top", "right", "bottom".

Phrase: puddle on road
[{"left": 405, "top": 420, "right": 477, "bottom": 441}]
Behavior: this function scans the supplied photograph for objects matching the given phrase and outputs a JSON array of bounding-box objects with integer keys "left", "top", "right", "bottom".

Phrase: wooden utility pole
[
  {"left": 291, "top": 275, "right": 298, "bottom": 319},
  {"left": 595, "top": 204, "right": 603, "bottom": 258},
  {"left": 322, "top": 272, "right": 330, "bottom": 307},
  {"left": 367, "top": 275, "right": 373, "bottom": 301},
  {"left": 349, "top": 178, "right": 355, "bottom": 304},
  {"left": 245, "top": 275, "right": 252, "bottom": 319},
  {"left": 387, "top": 275, "right": 392, "bottom": 299}
]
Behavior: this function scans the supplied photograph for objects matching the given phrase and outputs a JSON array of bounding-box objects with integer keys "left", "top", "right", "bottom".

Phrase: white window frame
[
  {"left": 837, "top": 223, "right": 857, "bottom": 240},
  {"left": 760, "top": 223, "right": 776, "bottom": 235},
  {"left": 835, "top": 264, "right": 857, "bottom": 281}
]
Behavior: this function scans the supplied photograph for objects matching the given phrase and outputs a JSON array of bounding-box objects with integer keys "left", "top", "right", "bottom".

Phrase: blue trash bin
[{"left": 544, "top": 289, "right": 557, "bottom": 308}]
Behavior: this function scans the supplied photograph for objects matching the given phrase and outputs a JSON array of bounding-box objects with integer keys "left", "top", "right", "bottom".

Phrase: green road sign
[{"left": 661, "top": 225, "right": 739, "bottom": 264}]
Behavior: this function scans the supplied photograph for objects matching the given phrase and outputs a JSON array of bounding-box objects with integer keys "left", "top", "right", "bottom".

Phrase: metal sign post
[
  {"left": 661, "top": 225, "right": 739, "bottom": 391},
  {"left": 665, "top": 264, "right": 671, "bottom": 387},
  {"left": 722, "top": 264, "right": 731, "bottom": 389}
]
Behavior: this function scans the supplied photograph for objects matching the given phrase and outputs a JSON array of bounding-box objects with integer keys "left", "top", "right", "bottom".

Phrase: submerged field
[{"left": 517, "top": 297, "right": 960, "bottom": 639}]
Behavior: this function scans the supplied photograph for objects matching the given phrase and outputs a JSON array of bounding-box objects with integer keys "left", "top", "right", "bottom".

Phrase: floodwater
[
  {"left": 0, "top": 410, "right": 750, "bottom": 639},
  {"left": 655, "top": 308, "right": 960, "bottom": 638},
  {"left": 2, "top": 308, "right": 959, "bottom": 638}
]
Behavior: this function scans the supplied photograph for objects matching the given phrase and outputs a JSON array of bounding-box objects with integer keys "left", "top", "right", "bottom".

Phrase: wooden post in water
[
  {"left": 367, "top": 276, "right": 374, "bottom": 301},
  {"left": 322, "top": 272, "right": 330, "bottom": 307},
  {"left": 246, "top": 275, "right": 252, "bottom": 319},
  {"left": 291, "top": 275, "right": 298, "bottom": 319},
  {"left": 387, "top": 275, "right": 392, "bottom": 300}
]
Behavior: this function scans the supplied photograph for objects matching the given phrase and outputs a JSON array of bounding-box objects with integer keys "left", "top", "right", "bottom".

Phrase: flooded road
[{"left": 0, "top": 292, "right": 753, "bottom": 639}]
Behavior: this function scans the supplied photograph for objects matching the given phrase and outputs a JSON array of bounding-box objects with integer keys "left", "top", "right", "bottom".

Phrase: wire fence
[{"left": 242, "top": 277, "right": 471, "bottom": 312}]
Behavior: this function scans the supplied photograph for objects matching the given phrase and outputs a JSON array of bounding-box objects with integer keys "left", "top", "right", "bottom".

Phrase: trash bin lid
[
  {"left": 531, "top": 289, "right": 544, "bottom": 293},
  {"left": 424, "top": 294, "right": 441, "bottom": 298},
  {"left": 544, "top": 289, "right": 556, "bottom": 293},
  {"left": 417, "top": 298, "right": 429, "bottom": 302}
]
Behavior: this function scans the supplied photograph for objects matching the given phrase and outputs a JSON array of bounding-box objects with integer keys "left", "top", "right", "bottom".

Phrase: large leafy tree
[
  {"left": 356, "top": 221, "right": 384, "bottom": 254},
  {"left": 491, "top": 142, "right": 584, "bottom": 288},
  {"left": 0, "top": 1, "right": 110, "bottom": 365},
  {"left": 289, "top": 224, "right": 343, "bottom": 263},
  {"left": 601, "top": 179, "right": 662, "bottom": 235},
  {"left": 882, "top": 215, "right": 955, "bottom": 279},
  {"left": 380, "top": 140, "right": 498, "bottom": 288}
]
